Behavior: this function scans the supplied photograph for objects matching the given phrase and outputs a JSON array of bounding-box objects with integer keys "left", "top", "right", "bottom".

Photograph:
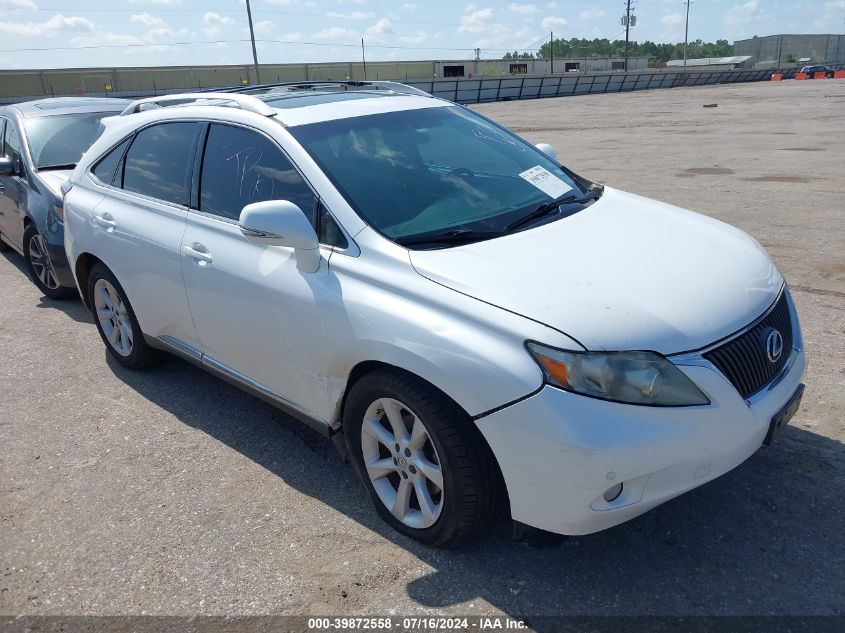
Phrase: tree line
[{"left": 502, "top": 38, "right": 733, "bottom": 63}]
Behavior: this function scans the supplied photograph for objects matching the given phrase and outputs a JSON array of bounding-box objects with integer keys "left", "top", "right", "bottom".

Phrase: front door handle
[
  {"left": 182, "top": 243, "right": 213, "bottom": 266},
  {"left": 94, "top": 213, "right": 117, "bottom": 231}
]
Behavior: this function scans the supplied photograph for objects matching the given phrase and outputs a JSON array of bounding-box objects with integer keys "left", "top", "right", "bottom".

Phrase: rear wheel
[
  {"left": 87, "top": 263, "right": 159, "bottom": 369},
  {"left": 23, "top": 226, "right": 75, "bottom": 299},
  {"left": 345, "top": 368, "right": 500, "bottom": 547}
]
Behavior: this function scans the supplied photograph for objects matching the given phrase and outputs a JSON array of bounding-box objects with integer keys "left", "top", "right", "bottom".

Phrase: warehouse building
[
  {"left": 0, "top": 57, "right": 650, "bottom": 102},
  {"left": 734, "top": 34, "right": 845, "bottom": 68}
]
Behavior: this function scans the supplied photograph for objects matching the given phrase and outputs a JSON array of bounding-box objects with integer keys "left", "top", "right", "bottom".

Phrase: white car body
[{"left": 63, "top": 87, "right": 806, "bottom": 539}]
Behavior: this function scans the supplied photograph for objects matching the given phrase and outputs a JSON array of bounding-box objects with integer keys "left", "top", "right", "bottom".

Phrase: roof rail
[
  {"left": 120, "top": 92, "right": 277, "bottom": 117},
  {"left": 222, "top": 80, "right": 431, "bottom": 98}
]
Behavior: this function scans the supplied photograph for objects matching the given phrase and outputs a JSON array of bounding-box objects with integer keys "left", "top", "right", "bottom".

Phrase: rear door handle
[
  {"left": 182, "top": 243, "right": 213, "bottom": 265},
  {"left": 94, "top": 213, "right": 117, "bottom": 230}
]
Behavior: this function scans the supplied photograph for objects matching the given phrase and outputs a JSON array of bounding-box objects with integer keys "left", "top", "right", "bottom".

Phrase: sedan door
[
  {"left": 0, "top": 119, "right": 28, "bottom": 251},
  {"left": 180, "top": 122, "right": 337, "bottom": 425}
]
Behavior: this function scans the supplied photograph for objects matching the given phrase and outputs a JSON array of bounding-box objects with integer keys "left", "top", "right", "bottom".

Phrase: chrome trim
[
  {"left": 200, "top": 354, "right": 332, "bottom": 431},
  {"left": 157, "top": 335, "right": 202, "bottom": 361},
  {"left": 671, "top": 285, "right": 801, "bottom": 406}
]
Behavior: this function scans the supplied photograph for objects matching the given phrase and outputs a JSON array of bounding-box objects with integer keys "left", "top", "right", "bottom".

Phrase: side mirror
[
  {"left": 239, "top": 200, "right": 321, "bottom": 273},
  {"left": 0, "top": 157, "right": 14, "bottom": 177},
  {"left": 535, "top": 143, "right": 557, "bottom": 162}
]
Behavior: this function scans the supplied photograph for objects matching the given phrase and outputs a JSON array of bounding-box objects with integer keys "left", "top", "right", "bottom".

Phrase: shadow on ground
[{"left": 105, "top": 352, "right": 845, "bottom": 619}]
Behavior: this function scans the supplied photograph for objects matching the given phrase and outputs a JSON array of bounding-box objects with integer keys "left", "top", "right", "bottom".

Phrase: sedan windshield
[
  {"left": 24, "top": 112, "right": 112, "bottom": 169},
  {"left": 289, "top": 105, "right": 586, "bottom": 246}
]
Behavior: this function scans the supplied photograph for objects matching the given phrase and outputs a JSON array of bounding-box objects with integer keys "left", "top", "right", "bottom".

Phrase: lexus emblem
[{"left": 765, "top": 329, "right": 784, "bottom": 364}]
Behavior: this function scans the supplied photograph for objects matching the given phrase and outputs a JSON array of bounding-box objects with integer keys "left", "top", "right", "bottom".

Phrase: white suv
[{"left": 64, "top": 84, "right": 806, "bottom": 546}]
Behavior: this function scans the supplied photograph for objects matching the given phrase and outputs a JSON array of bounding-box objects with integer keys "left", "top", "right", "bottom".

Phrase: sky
[{"left": 0, "top": 0, "right": 843, "bottom": 69}]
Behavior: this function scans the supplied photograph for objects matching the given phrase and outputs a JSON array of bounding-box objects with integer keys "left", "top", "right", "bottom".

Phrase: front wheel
[
  {"left": 23, "top": 226, "right": 75, "bottom": 299},
  {"left": 344, "top": 369, "right": 501, "bottom": 547}
]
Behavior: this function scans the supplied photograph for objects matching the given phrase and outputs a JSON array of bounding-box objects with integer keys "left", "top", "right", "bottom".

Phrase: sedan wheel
[
  {"left": 27, "top": 233, "right": 60, "bottom": 290},
  {"left": 360, "top": 397, "right": 444, "bottom": 529}
]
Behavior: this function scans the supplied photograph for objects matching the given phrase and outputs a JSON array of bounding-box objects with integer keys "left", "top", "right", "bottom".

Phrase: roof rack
[
  {"left": 221, "top": 80, "right": 430, "bottom": 98},
  {"left": 120, "top": 92, "right": 277, "bottom": 117}
]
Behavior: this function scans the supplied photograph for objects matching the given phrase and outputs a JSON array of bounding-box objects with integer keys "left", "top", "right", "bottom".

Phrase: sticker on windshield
[{"left": 518, "top": 166, "right": 573, "bottom": 199}]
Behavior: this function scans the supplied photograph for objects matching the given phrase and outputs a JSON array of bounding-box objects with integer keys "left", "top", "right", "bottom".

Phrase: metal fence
[{"left": 402, "top": 68, "right": 787, "bottom": 105}]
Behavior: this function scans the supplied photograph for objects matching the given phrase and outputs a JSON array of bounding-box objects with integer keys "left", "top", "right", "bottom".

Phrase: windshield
[
  {"left": 24, "top": 112, "right": 112, "bottom": 169},
  {"left": 289, "top": 105, "right": 585, "bottom": 244}
]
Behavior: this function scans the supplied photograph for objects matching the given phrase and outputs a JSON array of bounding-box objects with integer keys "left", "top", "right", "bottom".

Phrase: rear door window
[
  {"left": 123, "top": 122, "right": 202, "bottom": 206},
  {"left": 198, "top": 123, "right": 316, "bottom": 222}
]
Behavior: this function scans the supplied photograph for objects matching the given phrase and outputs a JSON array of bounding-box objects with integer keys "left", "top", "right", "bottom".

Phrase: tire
[
  {"left": 23, "top": 225, "right": 76, "bottom": 300},
  {"left": 344, "top": 368, "right": 500, "bottom": 547},
  {"left": 87, "top": 262, "right": 159, "bottom": 369}
]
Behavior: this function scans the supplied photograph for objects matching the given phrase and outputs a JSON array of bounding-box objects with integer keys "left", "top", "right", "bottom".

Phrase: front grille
[{"left": 703, "top": 293, "right": 793, "bottom": 399}]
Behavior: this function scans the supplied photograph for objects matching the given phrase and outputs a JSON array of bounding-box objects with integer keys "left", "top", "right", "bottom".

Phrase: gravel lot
[{"left": 1, "top": 79, "right": 843, "bottom": 618}]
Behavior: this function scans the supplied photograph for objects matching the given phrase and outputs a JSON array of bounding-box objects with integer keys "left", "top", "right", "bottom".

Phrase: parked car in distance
[
  {"left": 63, "top": 84, "right": 806, "bottom": 546},
  {"left": 0, "top": 97, "right": 128, "bottom": 298},
  {"left": 799, "top": 64, "right": 835, "bottom": 77}
]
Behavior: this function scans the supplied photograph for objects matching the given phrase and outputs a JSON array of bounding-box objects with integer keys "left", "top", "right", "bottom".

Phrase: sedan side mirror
[
  {"left": 0, "top": 157, "right": 14, "bottom": 177},
  {"left": 535, "top": 143, "right": 557, "bottom": 162},
  {"left": 239, "top": 200, "right": 321, "bottom": 273}
]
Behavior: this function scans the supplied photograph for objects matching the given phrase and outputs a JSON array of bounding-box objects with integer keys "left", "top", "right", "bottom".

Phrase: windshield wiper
[
  {"left": 395, "top": 228, "right": 504, "bottom": 248},
  {"left": 38, "top": 163, "right": 77, "bottom": 171},
  {"left": 504, "top": 186, "right": 603, "bottom": 232}
]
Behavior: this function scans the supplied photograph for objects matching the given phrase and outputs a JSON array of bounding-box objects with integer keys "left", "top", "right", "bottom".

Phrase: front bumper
[
  {"left": 44, "top": 238, "right": 75, "bottom": 288},
  {"left": 476, "top": 343, "right": 807, "bottom": 536}
]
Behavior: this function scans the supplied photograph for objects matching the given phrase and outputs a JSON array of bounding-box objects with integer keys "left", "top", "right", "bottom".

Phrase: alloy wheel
[
  {"left": 28, "top": 233, "right": 59, "bottom": 290},
  {"left": 360, "top": 397, "right": 444, "bottom": 529},
  {"left": 93, "top": 278, "right": 134, "bottom": 357}
]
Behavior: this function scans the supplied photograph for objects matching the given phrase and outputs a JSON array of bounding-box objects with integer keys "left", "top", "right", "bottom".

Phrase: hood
[
  {"left": 409, "top": 187, "right": 782, "bottom": 354},
  {"left": 37, "top": 169, "right": 73, "bottom": 198}
]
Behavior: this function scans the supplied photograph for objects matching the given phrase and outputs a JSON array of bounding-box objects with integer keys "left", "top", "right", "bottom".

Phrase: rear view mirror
[
  {"left": 535, "top": 143, "right": 558, "bottom": 162},
  {"left": 239, "top": 200, "right": 321, "bottom": 273},
  {"left": 0, "top": 157, "right": 14, "bottom": 177}
]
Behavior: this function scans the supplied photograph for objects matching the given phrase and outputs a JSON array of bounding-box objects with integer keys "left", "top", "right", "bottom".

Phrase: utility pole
[
  {"left": 361, "top": 39, "right": 367, "bottom": 80},
  {"left": 550, "top": 31, "right": 554, "bottom": 74},
  {"left": 683, "top": 0, "right": 692, "bottom": 72},
  {"left": 245, "top": 0, "right": 261, "bottom": 84},
  {"left": 624, "top": 0, "right": 632, "bottom": 71}
]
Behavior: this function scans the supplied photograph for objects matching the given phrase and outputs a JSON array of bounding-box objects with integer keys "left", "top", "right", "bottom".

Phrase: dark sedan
[{"left": 0, "top": 97, "right": 128, "bottom": 298}]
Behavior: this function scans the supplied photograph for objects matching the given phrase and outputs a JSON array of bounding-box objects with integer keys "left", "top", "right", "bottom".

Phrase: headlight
[{"left": 526, "top": 342, "right": 710, "bottom": 407}]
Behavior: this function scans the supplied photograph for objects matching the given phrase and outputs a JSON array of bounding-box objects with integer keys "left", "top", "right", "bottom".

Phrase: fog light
[{"left": 603, "top": 483, "right": 623, "bottom": 502}]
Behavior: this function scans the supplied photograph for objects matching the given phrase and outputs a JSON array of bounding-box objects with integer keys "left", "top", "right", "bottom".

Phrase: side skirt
[{"left": 148, "top": 334, "right": 336, "bottom": 438}]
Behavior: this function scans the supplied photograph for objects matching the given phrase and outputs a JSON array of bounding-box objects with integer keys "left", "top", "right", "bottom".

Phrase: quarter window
[
  {"left": 199, "top": 123, "right": 316, "bottom": 222},
  {"left": 123, "top": 122, "right": 201, "bottom": 205},
  {"left": 4, "top": 122, "right": 22, "bottom": 173},
  {"left": 92, "top": 138, "right": 130, "bottom": 186}
]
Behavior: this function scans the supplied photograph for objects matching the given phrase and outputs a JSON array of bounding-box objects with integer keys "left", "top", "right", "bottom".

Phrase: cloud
[
  {"left": 0, "top": 14, "right": 94, "bottom": 38},
  {"left": 253, "top": 20, "right": 275, "bottom": 35},
  {"left": 312, "top": 26, "right": 358, "bottom": 41},
  {"left": 326, "top": 11, "right": 374, "bottom": 19},
  {"left": 0, "top": 0, "right": 37, "bottom": 9},
  {"left": 202, "top": 11, "right": 234, "bottom": 37},
  {"left": 399, "top": 30, "right": 428, "bottom": 44},
  {"left": 725, "top": 0, "right": 761, "bottom": 27},
  {"left": 459, "top": 8, "right": 497, "bottom": 33},
  {"left": 509, "top": 3, "right": 537, "bottom": 14},
  {"left": 130, "top": 12, "right": 167, "bottom": 28},
  {"left": 579, "top": 8, "right": 606, "bottom": 20},
  {"left": 661, "top": 12, "right": 684, "bottom": 26},
  {"left": 541, "top": 16, "right": 567, "bottom": 29},
  {"left": 547, "top": 1, "right": 558, "bottom": 8},
  {"left": 127, "top": 0, "right": 182, "bottom": 4},
  {"left": 366, "top": 17, "right": 395, "bottom": 36},
  {"left": 401, "top": 3, "right": 417, "bottom": 10}
]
